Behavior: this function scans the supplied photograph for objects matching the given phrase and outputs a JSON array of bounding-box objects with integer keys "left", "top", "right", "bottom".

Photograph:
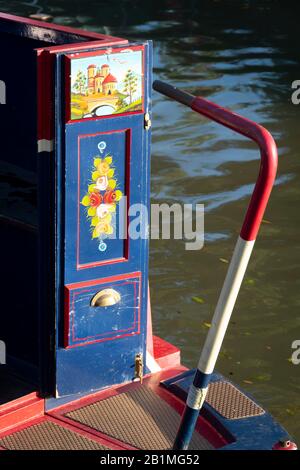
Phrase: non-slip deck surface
[
  {"left": 206, "top": 381, "right": 264, "bottom": 419},
  {"left": 65, "top": 385, "right": 213, "bottom": 450},
  {"left": 0, "top": 421, "right": 109, "bottom": 450}
]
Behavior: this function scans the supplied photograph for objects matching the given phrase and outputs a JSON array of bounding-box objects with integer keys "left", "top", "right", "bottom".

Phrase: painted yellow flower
[
  {"left": 115, "top": 190, "right": 122, "bottom": 201},
  {"left": 91, "top": 216, "right": 99, "bottom": 227},
  {"left": 88, "top": 183, "right": 96, "bottom": 193},
  {"left": 93, "top": 158, "right": 101, "bottom": 167},
  {"left": 97, "top": 160, "right": 110, "bottom": 175},
  {"left": 88, "top": 206, "right": 97, "bottom": 217},
  {"left": 81, "top": 195, "right": 90, "bottom": 206},
  {"left": 107, "top": 179, "right": 116, "bottom": 190},
  {"left": 94, "top": 156, "right": 112, "bottom": 167},
  {"left": 92, "top": 221, "right": 113, "bottom": 238}
]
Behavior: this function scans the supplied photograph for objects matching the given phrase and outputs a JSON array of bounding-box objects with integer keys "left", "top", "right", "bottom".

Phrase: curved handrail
[
  {"left": 153, "top": 80, "right": 278, "bottom": 450},
  {"left": 153, "top": 80, "right": 278, "bottom": 241}
]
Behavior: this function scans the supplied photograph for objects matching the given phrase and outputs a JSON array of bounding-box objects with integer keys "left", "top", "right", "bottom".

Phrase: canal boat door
[{"left": 49, "top": 42, "right": 152, "bottom": 398}]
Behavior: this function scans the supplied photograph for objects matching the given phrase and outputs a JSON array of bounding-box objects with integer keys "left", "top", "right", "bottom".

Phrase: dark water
[{"left": 1, "top": 0, "right": 299, "bottom": 442}]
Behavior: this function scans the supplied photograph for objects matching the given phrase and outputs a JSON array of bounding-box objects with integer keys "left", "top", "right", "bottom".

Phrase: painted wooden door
[{"left": 54, "top": 42, "right": 152, "bottom": 397}]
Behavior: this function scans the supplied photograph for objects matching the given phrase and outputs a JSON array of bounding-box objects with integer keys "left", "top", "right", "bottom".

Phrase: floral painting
[
  {"left": 70, "top": 49, "right": 143, "bottom": 120},
  {"left": 81, "top": 142, "right": 123, "bottom": 252}
]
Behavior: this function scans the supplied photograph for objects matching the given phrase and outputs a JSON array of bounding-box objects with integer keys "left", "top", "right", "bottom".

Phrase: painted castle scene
[{"left": 70, "top": 49, "right": 143, "bottom": 120}]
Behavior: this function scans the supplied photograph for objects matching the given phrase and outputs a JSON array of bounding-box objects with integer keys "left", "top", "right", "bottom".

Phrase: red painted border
[
  {"left": 37, "top": 49, "right": 55, "bottom": 141},
  {"left": 64, "top": 272, "right": 141, "bottom": 348},
  {"left": 36, "top": 39, "right": 130, "bottom": 140},
  {"left": 67, "top": 44, "right": 145, "bottom": 60},
  {"left": 37, "top": 38, "right": 128, "bottom": 56},
  {"left": 64, "top": 285, "right": 71, "bottom": 348},
  {"left": 76, "top": 128, "right": 131, "bottom": 270},
  {"left": 65, "top": 44, "right": 145, "bottom": 124},
  {"left": 0, "top": 394, "right": 44, "bottom": 434},
  {"left": 0, "top": 392, "right": 38, "bottom": 415},
  {"left": 78, "top": 257, "right": 128, "bottom": 269},
  {"left": 0, "top": 12, "right": 123, "bottom": 42},
  {"left": 153, "top": 335, "right": 181, "bottom": 369},
  {"left": 66, "top": 271, "right": 141, "bottom": 290},
  {"left": 70, "top": 281, "right": 139, "bottom": 344}
]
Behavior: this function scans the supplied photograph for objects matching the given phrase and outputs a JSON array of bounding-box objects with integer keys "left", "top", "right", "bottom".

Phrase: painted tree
[
  {"left": 123, "top": 69, "right": 138, "bottom": 104},
  {"left": 73, "top": 70, "right": 87, "bottom": 95},
  {"left": 116, "top": 96, "right": 126, "bottom": 110}
]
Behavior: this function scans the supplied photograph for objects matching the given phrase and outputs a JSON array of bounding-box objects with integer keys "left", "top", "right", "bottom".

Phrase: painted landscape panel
[{"left": 70, "top": 49, "right": 143, "bottom": 120}]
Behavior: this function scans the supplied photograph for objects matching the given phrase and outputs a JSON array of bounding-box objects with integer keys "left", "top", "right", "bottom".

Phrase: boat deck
[
  {"left": 0, "top": 367, "right": 227, "bottom": 450},
  {"left": 0, "top": 341, "right": 288, "bottom": 451},
  {"left": 0, "top": 358, "right": 289, "bottom": 450}
]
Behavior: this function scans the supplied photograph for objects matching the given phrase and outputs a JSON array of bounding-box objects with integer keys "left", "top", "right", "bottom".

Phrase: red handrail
[
  {"left": 153, "top": 80, "right": 278, "bottom": 450},
  {"left": 153, "top": 81, "right": 278, "bottom": 242}
]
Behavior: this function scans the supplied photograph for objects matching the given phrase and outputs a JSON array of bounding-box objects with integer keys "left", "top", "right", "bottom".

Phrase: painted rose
[
  {"left": 89, "top": 191, "right": 103, "bottom": 207},
  {"left": 95, "top": 175, "right": 108, "bottom": 191},
  {"left": 96, "top": 204, "right": 111, "bottom": 219},
  {"left": 95, "top": 221, "right": 110, "bottom": 235},
  {"left": 104, "top": 190, "right": 117, "bottom": 204}
]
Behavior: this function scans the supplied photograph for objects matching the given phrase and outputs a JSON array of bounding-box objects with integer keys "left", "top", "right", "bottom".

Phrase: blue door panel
[
  {"left": 53, "top": 41, "right": 152, "bottom": 398},
  {"left": 64, "top": 115, "right": 145, "bottom": 285}
]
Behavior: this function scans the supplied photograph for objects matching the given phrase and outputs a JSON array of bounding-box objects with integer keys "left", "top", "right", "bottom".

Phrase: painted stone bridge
[{"left": 85, "top": 95, "right": 119, "bottom": 113}]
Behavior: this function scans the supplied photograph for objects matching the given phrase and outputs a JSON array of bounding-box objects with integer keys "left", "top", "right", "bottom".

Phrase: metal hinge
[
  {"left": 135, "top": 353, "right": 143, "bottom": 383},
  {"left": 144, "top": 112, "right": 151, "bottom": 130}
]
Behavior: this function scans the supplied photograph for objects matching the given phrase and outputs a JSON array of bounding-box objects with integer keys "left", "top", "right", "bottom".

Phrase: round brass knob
[{"left": 90, "top": 288, "right": 121, "bottom": 308}]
